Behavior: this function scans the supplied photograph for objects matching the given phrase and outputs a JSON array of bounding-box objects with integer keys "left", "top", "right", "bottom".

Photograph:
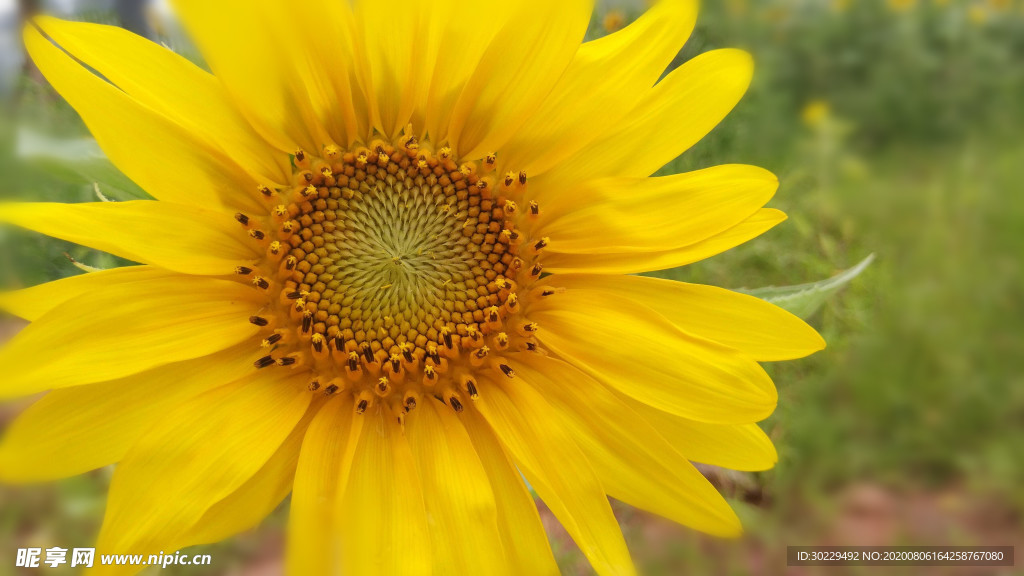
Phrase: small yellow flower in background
[
  {"left": 802, "top": 99, "right": 833, "bottom": 128},
  {"left": 0, "top": 1, "right": 824, "bottom": 575},
  {"left": 831, "top": 0, "right": 854, "bottom": 13},
  {"left": 602, "top": 9, "right": 627, "bottom": 32},
  {"left": 968, "top": 3, "right": 991, "bottom": 23}
]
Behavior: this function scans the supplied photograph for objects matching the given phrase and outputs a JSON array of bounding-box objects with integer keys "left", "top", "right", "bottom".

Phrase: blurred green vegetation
[
  {"left": 2, "top": 0, "right": 1023, "bottom": 574},
  {"left": 634, "top": 0, "right": 1024, "bottom": 572},
  {"left": 662, "top": 0, "right": 1024, "bottom": 503}
]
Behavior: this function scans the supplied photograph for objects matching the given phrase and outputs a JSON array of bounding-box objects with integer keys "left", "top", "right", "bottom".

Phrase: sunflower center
[
  {"left": 282, "top": 145, "right": 515, "bottom": 364},
  {"left": 241, "top": 134, "right": 548, "bottom": 414}
]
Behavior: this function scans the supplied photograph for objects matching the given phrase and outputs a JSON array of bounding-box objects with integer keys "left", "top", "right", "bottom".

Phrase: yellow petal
[
  {"left": 532, "top": 288, "right": 776, "bottom": 424},
  {"left": 535, "top": 165, "right": 777, "bottom": 253},
  {"left": 0, "top": 343, "right": 261, "bottom": 482},
  {"left": 546, "top": 275, "right": 825, "bottom": 361},
  {"left": 623, "top": 398, "right": 778, "bottom": 472},
  {"left": 34, "top": 16, "right": 290, "bottom": 183},
  {"left": 447, "top": 0, "right": 593, "bottom": 160},
  {"left": 288, "top": 395, "right": 363, "bottom": 576},
  {"left": 422, "top": 1, "right": 512, "bottom": 142},
  {"left": 464, "top": 409, "right": 560, "bottom": 575},
  {"left": 499, "top": 0, "right": 698, "bottom": 176},
  {"left": 262, "top": 0, "right": 363, "bottom": 145},
  {"left": 0, "top": 275, "right": 260, "bottom": 399},
  {"left": 354, "top": 0, "right": 429, "bottom": 138},
  {"left": 276, "top": 0, "right": 364, "bottom": 145},
  {"left": 341, "top": 404, "right": 432, "bottom": 576},
  {"left": 406, "top": 398, "right": 509, "bottom": 575},
  {"left": 172, "top": 0, "right": 337, "bottom": 152},
  {"left": 186, "top": 404, "right": 318, "bottom": 546},
  {"left": 0, "top": 201, "right": 258, "bottom": 275},
  {"left": 516, "top": 355, "right": 742, "bottom": 537},
  {"left": 23, "top": 25, "right": 263, "bottom": 213},
  {"left": 543, "top": 208, "right": 787, "bottom": 274},
  {"left": 95, "top": 370, "right": 310, "bottom": 563},
  {"left": 538, "top": 49, "right": 754, "bottom": 189},
  {"left": 470, "top": 381, "right": 636, "bottom": 576},
  {"left": 0, "top": 265, "right": 165, "bottom": 321}
]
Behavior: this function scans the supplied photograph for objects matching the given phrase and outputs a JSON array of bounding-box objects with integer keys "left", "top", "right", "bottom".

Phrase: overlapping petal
[
  {"left": 471, "top": 381, "right": 636, "bottom": 576},
  {"left": 0, "top": 343, "right": 261, "bottom": 482},
  {"left": 407, "top": 398, "right": 509, "bottom": 575},
  {"left": 288, "top": 396, "right": 362, "bottom": 576},
  {"left": 422, "top": 1, "right": 513, "bottom": 141},
  {"left": 0, "top": 265, "right": 164, "bottom": 321},
  {"left": 546, "top": 274, "right": 825, "bottom": 361},
  {"left": 353, "top": 0, "right": 431, "bottom": 138},
  {"left": 94, "top": 370, "right": 310, "bottom": 573},
  {"left": 0, "top": 201, "right": 259, "bottom": 275},
  {"left": 531, "top": 287, "right": 776, "bottom": 424},
  {"left": 623, "top": 397, "right": 779, "bottom": 472},
  {"left": 172, "top": 0, "right": 341, "bottom": 153},
  {"left": 340, "top": 405, "right": 432, "bottom": 576},
  {"left": 535, "top": 49, "right": 754, "bottom": 191},
  {"left": 543, "top": 208, "right": 788, "bottom": 274},
  {"left": 464, "top": 410, "right": 560, "bottom": 576},
  {"left": 34, "top": 16, "right": 291, "bottom": 183},
  {"left": 447, "top": 0, "right": 593, "bottom": 159},
  {"left": 535, "top": 165, "right": 777, "bottom": 253},
  {"left": 0, "top": 275, "right": 260, "bottom": 399},
  {"left": 516, "top": 355, "right": 742, "bottom": 536},
  {"left": 272, "top": 0, "right": 365, "bottom": 146},
  {"left": 499, "top": 0, "right": 698, "bottom": 175},
  {"left": 23, "top": 25, "right": 264, "bottom": 213},
  {"left": 185, "top": 406, "right": 316, "bottom": 546}
]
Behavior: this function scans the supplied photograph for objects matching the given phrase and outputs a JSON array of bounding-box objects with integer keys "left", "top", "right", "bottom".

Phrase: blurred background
[{"left": 1, "top": 0, "right": 1022, "bottom": 574}]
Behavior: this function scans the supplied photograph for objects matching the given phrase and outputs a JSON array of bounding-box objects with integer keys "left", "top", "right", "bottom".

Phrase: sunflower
[{"left": 0, "top": 1, "right": 824, "bottom": 575}]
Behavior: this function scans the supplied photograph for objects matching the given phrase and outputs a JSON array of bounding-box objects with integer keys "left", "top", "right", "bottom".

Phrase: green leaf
[
  {"left": 16, "top": 129, "right": 148, "bottom": 200},
  {"left": 740, "top": 254, "right": 875, "bottom": 319}
]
